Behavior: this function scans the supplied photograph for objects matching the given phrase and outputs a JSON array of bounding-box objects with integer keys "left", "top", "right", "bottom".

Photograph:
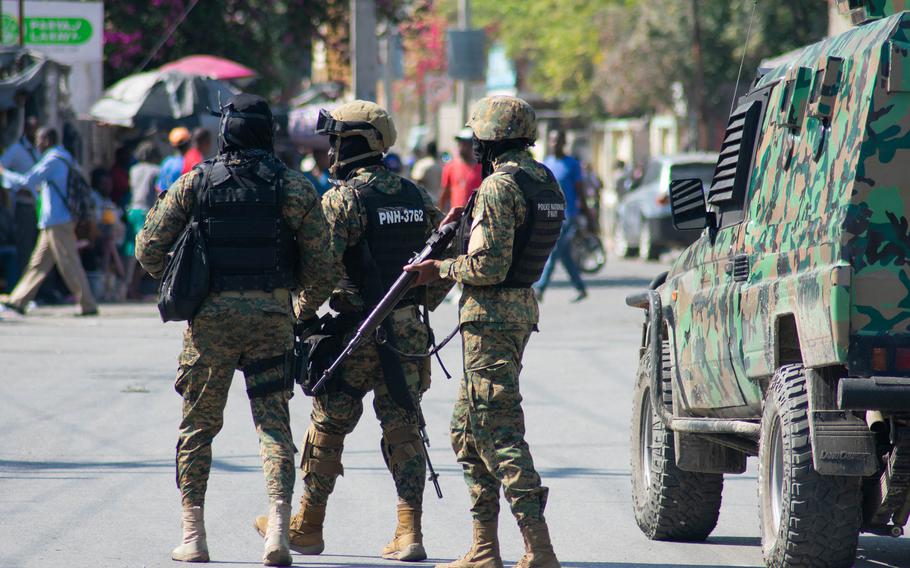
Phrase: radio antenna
[{"left": 729, "top": 0, "right": 759, "bottom": 116}]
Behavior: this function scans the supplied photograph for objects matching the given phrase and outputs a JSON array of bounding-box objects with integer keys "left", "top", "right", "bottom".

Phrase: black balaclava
[
  {"left": 331, "top": 134, "right": 384, "bottom": 180},
  {"left": 472, "top": 136, "right": 532, "bottom": 178},
  {"left": 218, "top": 93, "right": 275, "bottom": 155}
]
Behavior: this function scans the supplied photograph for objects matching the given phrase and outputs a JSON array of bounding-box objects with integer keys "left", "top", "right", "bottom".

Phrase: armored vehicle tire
[
  {"left": 630, "top": 342, "right": 723, "bottom": 541},
  {"left": 758, "top": 364, "right": 862, "bottom": 568}
]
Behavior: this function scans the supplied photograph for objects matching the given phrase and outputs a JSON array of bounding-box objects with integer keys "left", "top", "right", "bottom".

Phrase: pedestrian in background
[
  {"left": 109, "top": 146, "right": 133, "bottom": 208},
  {"left": 2, "top": 115, "right": 40, "bottom": 278},
  {"left": 438, "top": 128, "right": 481, "bottom": 211},
  {"left": 156, "top": 126, "right": 192, "bottom": 193},
  {"left": 124, "top": 140, "right": 160, "bottom": 300},
  {"left": 302, "top": 149, "right": 332, "bottom": 196},
  {"left": 406, "top": 95, "right": 562, "bottom": 568},
  {"left": 533, "top": 130, "right": 591, "bottom": 303},
  {"left": 0, "top": 187, "right": 18, "bottom": 292},
  {"left": 181, "top": 127, "right": 212, "bottom": 174},
  {"left": 0, "top": 127, "right": 98, "bottom": 317},
  {"left": 410, "top": 140, "right": 443, "bottom": 204},
  {"left": 136, "top": 94, "right": 334, "bottom": 566}
]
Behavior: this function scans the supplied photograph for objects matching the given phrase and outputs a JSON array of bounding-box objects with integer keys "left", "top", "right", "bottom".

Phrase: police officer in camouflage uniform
[
  {"left": 406, "top": 96, "right": 563, "bottom": 568},
  {"left": 252, "top": 100, "right": 449, "bottom": 562},
  {"left": 136, "top": 94, "right": 334, "bottom": 566}
]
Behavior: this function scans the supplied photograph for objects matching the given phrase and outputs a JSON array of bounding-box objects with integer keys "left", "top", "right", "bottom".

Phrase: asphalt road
[{"left": 1, "top": 258, "right": 908, "bottom": 568}]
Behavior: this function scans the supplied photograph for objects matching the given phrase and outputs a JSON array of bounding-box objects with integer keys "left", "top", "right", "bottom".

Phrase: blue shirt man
[
  {"left": 0, "top": 127, "right": 98, "bottom": 316},
  {"left": 2, "top": 144, "right": 75, "bottom": 229},
  {"left": 1, "top": 134, "right": 40, "bottom": 185},
  {"left": 156, "top": 126, "right": 192, "bottom": 192},
  {"left": 543, "top": 153, "right": 583, "bottom": 219},
  {"left": 534, "top": 130, "right": 588, "bottom": 302}
]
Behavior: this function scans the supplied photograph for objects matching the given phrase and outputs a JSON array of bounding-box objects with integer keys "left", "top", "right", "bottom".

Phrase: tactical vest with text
[
  {"left": 463, "top": 163, "right": 566, "bottom": 288},
  {"left": 198, "top": 158, "right": 297, "bottom": 292},
  {"left": 341, "top": 175, "right": 430, "bottom": 307}
]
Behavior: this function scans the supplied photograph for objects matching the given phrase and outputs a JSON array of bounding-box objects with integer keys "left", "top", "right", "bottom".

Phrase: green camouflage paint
[{"left": 657, "top": 12, "right": 910, "bottom": 416}]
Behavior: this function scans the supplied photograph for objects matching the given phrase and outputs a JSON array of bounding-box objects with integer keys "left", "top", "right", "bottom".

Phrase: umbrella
[
  {"left": 90, "top": 70, "right": 237, "bottom": 129},
  {"left": 161, "top": 55, "right": 257, "bottom": 81},
  {"left": 288, "top": 102, "right": 341, "bottom": 151}
]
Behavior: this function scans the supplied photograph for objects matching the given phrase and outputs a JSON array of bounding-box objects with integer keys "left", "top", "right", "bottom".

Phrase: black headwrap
[
  {"left": 217, "top": 93, "right": 275, "bottom": 155},
  {"left": 472, "top": 136, "right": 532, "bottom": 178}
]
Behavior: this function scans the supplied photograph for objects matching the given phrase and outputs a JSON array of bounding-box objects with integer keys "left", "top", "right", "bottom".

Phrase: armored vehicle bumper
[{"left": 838, "top": 377, "right": 910, "bottom": 411}]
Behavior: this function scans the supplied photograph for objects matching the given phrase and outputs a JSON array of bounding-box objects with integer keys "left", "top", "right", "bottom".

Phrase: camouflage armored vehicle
[{"left": 626, "top": 2, "right": 910, "bottom": 566}]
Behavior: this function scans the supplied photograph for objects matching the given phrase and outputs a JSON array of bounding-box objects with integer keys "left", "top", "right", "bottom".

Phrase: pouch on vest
[{"left": 157, "top": 172, "right": 210, "bottom": 322}]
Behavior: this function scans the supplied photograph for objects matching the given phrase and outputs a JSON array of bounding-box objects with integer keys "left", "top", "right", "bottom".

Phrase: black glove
[{"left": 294, "top": 316, "right": 321, "bottom": 339}]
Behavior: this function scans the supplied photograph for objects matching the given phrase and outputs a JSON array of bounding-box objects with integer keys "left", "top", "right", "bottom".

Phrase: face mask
[{"left": 471, "top": 136, "right": 484, "bottom": 163}]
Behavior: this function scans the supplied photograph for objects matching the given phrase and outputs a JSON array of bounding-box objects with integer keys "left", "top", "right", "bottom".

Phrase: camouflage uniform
[
  {"left": 298, "top": 165, "right": 448, "bottom": 509},
  {"left": 136, "top": 163, "right": 334, "bottom": 508},
  {"left": 438, "top": 148, "right": 549, "bottom": 527}
]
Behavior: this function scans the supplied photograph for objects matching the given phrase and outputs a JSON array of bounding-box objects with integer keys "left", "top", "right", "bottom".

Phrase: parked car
[{"left": 614, "top": 153, "right": 717, "bottom": 260}]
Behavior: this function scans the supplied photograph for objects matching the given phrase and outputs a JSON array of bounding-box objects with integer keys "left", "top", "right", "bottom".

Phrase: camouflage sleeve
[
  {"left": 438, "top": 174, "right": 523, "bottom": 286},
  {"left": 134, "top": 171, "right": 198, "bottom": 279},
  {"left": 282, "top": 171, "right": 335, "bottom": 320},
  {"left": 415, "top": 184, "right": 455, "bottom": 309},
  {"left": 296, "top": 185, "right": 362, "bottom": 319}
]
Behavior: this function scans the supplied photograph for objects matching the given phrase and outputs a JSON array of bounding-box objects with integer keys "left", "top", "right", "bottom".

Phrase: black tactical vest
[
  {"left": 198, "top": 158, "right": 297, "bottom": 292},
  {"left": 463, "top": 163, "right": 566, "bottom": 288},
  {"left": 341, "top": 176, "right": 430, "bottom": 307}
]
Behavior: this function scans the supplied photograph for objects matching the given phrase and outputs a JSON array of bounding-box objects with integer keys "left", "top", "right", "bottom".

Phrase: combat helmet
[
  {"left": 316, "top": 100, "right": 397, "bottom": 174},
  {"left": 466, "top": 96, "right": 537, "bottom": 142}
]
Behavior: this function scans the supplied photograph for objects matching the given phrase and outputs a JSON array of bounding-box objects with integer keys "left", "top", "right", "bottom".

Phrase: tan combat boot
[
  {"left": 435, "top": 520, "right": 503, "bottom": 568},
  {"left": 381, "top": 503, "right": 427, "bottom": 561},
  {"left": 513, "top": 522, "right": 560, "bottom": 568},
  {"left": 262, "top": 500, "right": 292, "bottom": 566},
  {"left": 172, "top": 505, "right": 210, "bottom": 562},
  {"left": 254, "top": 500, "right": 326, "bottom": 555}
]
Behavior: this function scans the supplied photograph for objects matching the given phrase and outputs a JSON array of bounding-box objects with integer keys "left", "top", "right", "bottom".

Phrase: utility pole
[
  {"left": 456, "top": 0, "right": 471, "bottom": 125},
  {"left": 351, "top": 0, "right": 379, "bottom": 102},
  {"left": 381, "top": 23, "right": 394, "bottom": 111},
  {"left": 689, "top": 0, "right": 709, "bottom": 150},
  {"left": 18, "top": 0, "right": 24, "bottom": 46}
]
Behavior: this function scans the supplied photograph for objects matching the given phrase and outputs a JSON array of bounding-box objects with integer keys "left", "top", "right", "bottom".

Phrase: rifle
[
  {"left": 418, "top": 407, "right": 443, "bottom": 498},
  {"left": 308, "top": 220, "right": 459, "bottom": 394}
]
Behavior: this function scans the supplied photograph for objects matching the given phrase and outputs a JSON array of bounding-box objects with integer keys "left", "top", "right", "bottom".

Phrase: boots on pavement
[
  {"left": 513, "top": 522, "right": 560, "bottom": 568},
  {"left": 262, "top": 500, "right": 292, "bottom": 567},
  {"left": 435, "top": 520, "right": 503, "bottom": 568},
  {"left": 255, "top": 499, "right": 326, "bottom": 555},
  {"left": 381, "top": 502, "right": 427, "bottom": 561},
  {"left": 172, "top": 505, "right": 210, "bottom": 562}
]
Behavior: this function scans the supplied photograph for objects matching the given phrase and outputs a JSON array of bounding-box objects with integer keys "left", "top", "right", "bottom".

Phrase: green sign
[{"left": 1, "top": 14, "right": 93, "bottom": 45}]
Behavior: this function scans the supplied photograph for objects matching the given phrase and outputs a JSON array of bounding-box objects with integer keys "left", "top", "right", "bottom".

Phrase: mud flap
[
  {"left": 809, "top": 410, "right": 878, "bottom": 476},
  {"left": 674, "top": 431, "right": 747, "bottom": 474}
]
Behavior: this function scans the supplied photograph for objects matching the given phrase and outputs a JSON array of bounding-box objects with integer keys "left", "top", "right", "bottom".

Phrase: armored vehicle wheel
[
  {"left": 630, "top": 342, "right": 723, "bottom": 541},
  {"left": 758, "top": 364, "right": 862, "bottom": 568}
]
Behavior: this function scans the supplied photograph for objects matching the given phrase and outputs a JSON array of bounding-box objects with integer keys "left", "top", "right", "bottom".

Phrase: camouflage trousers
[
  {"left": 451, "top": 321, "right": 549, "bottom": 527},
  {"left": 301, "top": 306, "right": 430, "bottom": 509},
  {"left": 175, "top": 304, "right": 295, "bottom": 508}
]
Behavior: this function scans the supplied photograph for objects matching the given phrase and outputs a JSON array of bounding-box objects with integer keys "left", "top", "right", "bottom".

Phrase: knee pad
[
  {"left": 300, "top": 424, "right": 345, "bottom": 477},
  {"left": 380, "top": 425, "right": 423, "bottom": 469}
]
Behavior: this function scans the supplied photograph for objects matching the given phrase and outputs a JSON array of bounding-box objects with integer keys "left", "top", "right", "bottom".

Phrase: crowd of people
[{"left": 0, "top": 109, "right": 603, "bottom": 317}]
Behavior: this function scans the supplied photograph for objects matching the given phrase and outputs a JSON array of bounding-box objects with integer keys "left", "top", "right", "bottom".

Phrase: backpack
[{"left": 47, "top": 153, "right": 93, "bottom": 223}]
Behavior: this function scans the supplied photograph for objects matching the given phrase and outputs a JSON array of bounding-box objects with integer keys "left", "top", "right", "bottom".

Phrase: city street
[{"left": 1, "top": 258, "right": 908, "bottom": 568}]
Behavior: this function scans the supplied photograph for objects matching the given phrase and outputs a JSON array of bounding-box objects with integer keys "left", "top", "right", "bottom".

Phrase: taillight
[
  {"left": 872, "top": 347, "right": 889, "bottom": 372},
  {"left": 656, "top": 194, "right": 669, "bottom": 205},
  {"left": 896, "top": 348, "right": 910, "bottom": 371}
]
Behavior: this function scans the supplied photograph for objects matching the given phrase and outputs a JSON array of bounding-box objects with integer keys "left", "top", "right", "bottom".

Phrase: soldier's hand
[
  {"left": 440, "top": 206, "right": 465, "bottom": 228},
  {"left": 405, "top": 259, "right": 442, "bottom": 286}
]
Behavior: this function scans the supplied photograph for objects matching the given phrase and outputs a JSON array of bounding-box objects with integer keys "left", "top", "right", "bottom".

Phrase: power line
[{"left": 134, "top": 0, "right": 201, "bottom": 74}]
